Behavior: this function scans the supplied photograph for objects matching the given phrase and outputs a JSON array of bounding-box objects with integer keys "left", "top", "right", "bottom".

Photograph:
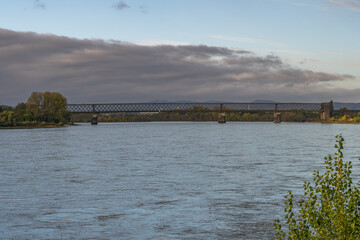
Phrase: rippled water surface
[{"left": 1, "top": 122, "right": 360, "bottom": 239}]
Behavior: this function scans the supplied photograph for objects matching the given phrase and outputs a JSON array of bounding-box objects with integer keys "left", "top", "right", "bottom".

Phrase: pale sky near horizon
[{"left": 0, "top": 0, "right": 360, "bottom": 104}]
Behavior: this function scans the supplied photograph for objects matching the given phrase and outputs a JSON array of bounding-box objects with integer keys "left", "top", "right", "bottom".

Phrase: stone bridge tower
[{"left": 321, "top": 101, "right": 333, "bottom": 120}]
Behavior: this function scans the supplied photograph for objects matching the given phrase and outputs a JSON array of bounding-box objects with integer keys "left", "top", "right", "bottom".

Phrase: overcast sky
[{"left": 0, "top": 0, "right": 359, "bottom": 105}]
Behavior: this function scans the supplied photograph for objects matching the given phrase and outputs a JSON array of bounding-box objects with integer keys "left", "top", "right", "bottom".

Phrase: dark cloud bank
[{"left": 0, "top": 28, "right": 358, "bottom": 105}]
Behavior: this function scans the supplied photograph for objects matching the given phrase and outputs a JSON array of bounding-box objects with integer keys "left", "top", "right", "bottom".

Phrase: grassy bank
[{"left": 0, "top": 122, "right": 74, "bottom": 129}]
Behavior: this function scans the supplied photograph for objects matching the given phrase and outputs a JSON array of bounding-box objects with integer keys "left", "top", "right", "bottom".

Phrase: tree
[
  {"left": 330, "top": 100, "right": 334, "bottom": 112},
  {"left": 274, "top": 135, "right": 360, "bottom": 239},
  {"left": 26, "top": 91, "right": 70, "bottom": 123},
  {"left": 42, "top": 91, "right": 69, "bottom": 122},
  {"left": 0, "top": 111, "right": 15, "bottom": 126},
  {"left": 13, "top": 103, "right": 27, "bottom": 122},
  {"left": 26, "top": 92, "right": 43, "bottom": 120}
]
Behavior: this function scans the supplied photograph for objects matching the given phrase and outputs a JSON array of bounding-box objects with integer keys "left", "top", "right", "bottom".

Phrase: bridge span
[{"left": 67, "top": 102, "right": 332, "bottom": 124}]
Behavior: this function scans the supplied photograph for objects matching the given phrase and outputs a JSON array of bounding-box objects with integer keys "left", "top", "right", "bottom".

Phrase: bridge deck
[{"left": 67, "top": 102, "right": 324, "bottom": 113}]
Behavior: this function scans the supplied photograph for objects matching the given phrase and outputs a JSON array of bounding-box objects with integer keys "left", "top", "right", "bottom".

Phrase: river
[{"left": 1, "top": 122, "right": 360, "bottom": 239}]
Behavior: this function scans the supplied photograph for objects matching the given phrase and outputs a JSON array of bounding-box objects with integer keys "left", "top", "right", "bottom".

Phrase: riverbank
[
  {"left": 71, "top": 111, "right": 321, "bottom": 123},
  {"left": 2, "top": 120, "right": 359, "bottom": 128},
  {"left": 0, "top": 123, "right": 74, "bottom": 129}
]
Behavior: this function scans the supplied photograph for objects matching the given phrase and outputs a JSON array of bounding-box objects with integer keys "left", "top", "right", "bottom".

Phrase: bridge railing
[
  {"left": 223, "top": 103, "right": 322, "bottom": 111},
  {"left": 67, "top": 102, "right": 323, "bottom": 113}
]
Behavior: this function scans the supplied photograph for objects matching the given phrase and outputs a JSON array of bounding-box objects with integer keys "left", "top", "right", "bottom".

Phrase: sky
[{"left": 0, "top": 0, "right": 360, "bottom": 105}]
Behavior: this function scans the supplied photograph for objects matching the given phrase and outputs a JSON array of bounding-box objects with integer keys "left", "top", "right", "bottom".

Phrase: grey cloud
[
  {"left": 0, "top": 28, "right": 357, "bottom": 105},
  {"left": 113, "top": 1, "right": 130, "bottom": 10},
  {"left": 34, "top": 0, "right": 46, "bottom": 9}
]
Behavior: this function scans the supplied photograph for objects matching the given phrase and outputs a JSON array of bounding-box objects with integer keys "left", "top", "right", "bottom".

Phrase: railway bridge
[{"left": 67, "top": 102, "right": 333, "bottom": 124}]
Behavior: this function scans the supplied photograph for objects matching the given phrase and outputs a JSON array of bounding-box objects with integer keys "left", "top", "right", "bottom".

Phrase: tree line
[
  {"left": 3, "top": 93, "right": 359, "bottom": 126},
  {"left": 0, "top": 92, "right": 70, "bottom": 127},
  {"left": 71, "top": 110, "right": 321, "bottom": 123}
]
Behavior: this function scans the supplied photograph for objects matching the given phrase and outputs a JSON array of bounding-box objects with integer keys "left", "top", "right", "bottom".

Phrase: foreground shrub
[{"left": 274, "top": 135, "right": 360, "bottom": 239}]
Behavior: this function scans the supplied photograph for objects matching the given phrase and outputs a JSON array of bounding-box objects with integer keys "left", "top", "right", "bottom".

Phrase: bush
[
  {"left": 22, "top": 113, "right": 34, "bottom": 122},
  {"left": 338, "top": 115, "right": 348, "bottom": 123},
  {"left": 0, "top": 111, "right": 15, "bottom": 126},
  {"left": 274, "top": 135, "right": 360, "bottom": 239},
  {"left": 39, "top": 121, "right": 47, "bottom": 127}
]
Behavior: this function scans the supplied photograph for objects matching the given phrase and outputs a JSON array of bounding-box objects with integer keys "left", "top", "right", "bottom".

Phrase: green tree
[
  {"left": 13, "top": 103, "right": 27, "bottom": 122},
  {"left": 26, "top": 91, "right": 43, "bottom": 120},
  {"left": 329, "top": 100, "right": 334, "bottom": 112},
  {"left": 274, "top": 135, "right": 360, "bottom": 239},
  {"left": 26, "top": 91, "right": 70, "bottom": 123},
  {"left": 0, "top": 111, "right": 15, "bottom": 126}
]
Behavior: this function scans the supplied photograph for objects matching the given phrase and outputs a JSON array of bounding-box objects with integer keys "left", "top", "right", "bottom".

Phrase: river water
[{"left": 1, "top": 122, "right": 360, "bottom": 239}]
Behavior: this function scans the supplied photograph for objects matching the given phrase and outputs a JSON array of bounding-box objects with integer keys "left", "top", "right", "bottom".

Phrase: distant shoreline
[
  {"left": 0, "top": 123, "right": 74, "bottom": 129},
  {"left": 2, "top": 121, "right": 360, "bottom": 129}
]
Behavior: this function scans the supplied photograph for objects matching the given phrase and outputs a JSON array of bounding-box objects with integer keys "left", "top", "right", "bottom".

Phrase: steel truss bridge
[{"left": 67, "top": 102, "right": 326, "bottom": 113}]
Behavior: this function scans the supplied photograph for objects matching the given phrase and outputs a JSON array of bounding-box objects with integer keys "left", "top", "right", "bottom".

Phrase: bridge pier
[
  {"left": 273, "top": 112, "right": 281, "bottom": 123},
  {"left": 218, "top": 103, "right": 226, "bottom": 123},
  {"left": 321, "top": 102, "right": 332, "bottom": 120},
  {"left": 91, "top": 114, "right": 98, "bottom": 125},
  {"left": 90, "top": 104, "right": 98, "bottom": 125},
  {"left": 218, "top": 113, "right": 226, "bottom": 123}
]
